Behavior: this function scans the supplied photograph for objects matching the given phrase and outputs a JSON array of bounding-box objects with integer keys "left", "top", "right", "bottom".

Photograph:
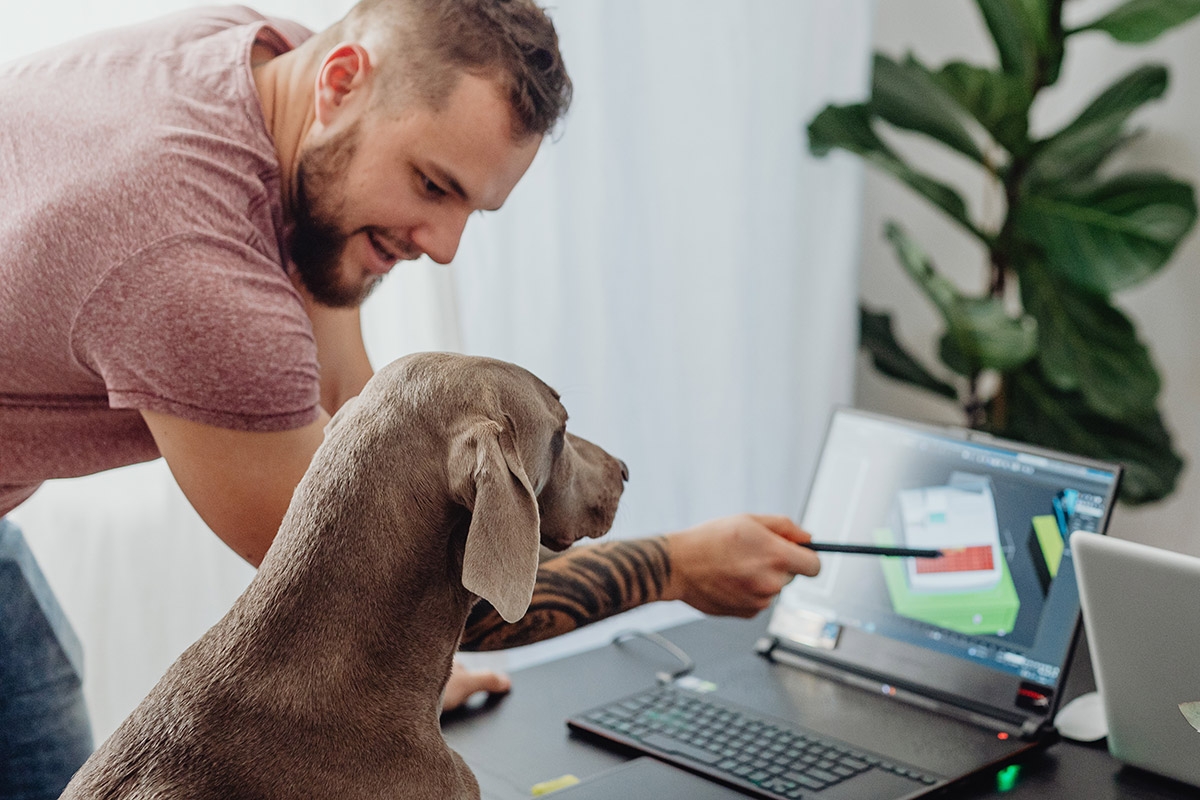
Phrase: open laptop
[
  {"left": 1071, "top": 531, "right": 1200, "bottom": 788},
  {"left": 568, "top": 408, "right": 1122, "bottom": 799}
]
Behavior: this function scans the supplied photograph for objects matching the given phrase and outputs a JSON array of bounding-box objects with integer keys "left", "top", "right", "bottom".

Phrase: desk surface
[{"left": 442, "top": 614, "right": 1196, "bottom": 800}]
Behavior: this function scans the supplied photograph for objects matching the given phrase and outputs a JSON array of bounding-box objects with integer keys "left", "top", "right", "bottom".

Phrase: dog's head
[
  {"left": 448, "top": 356, "right": 627, "bottom": 623},
  {"left": 338, "top": 353, "right": 628, "bottom": 623}
]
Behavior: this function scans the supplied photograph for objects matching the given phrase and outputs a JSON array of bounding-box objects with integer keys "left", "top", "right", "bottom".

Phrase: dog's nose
[{"left": 619, "top": 460, "right": 630, "bottom": 482}]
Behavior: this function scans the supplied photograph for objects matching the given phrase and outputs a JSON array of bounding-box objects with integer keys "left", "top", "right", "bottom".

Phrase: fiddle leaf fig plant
[{"left": 809, "top": 0, "right": 1200, "bottom": 504}]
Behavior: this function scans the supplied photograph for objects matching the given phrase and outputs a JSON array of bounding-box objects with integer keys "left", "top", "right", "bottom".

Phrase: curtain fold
[{"left": 7, "top": 0, "right": 874, "bottom": 741}]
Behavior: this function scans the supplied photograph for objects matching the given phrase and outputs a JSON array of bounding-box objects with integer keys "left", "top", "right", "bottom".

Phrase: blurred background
[{"left": 4, "top": 0, "right": 1197, "bottom": 744}]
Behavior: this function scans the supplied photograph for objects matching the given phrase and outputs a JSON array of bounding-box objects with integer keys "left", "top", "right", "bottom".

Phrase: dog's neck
[{"left": 222, "top": 434, "right": 477, "bottom": 727}]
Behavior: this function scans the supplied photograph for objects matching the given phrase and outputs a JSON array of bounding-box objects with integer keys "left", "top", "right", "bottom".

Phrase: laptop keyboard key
[
  {"left": 640, "top": 733, "right": 722, "bottom": 765},
  {"left": 784, "top": 770, "right": 828, "bottom": 790}
]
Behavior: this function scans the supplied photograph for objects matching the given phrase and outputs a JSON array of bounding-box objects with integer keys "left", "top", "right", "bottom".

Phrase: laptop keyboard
[{"left": 567, "top": 685, "right": 940, "bottom": 800}]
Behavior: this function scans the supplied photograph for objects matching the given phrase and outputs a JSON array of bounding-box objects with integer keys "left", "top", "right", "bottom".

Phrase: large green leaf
[
  {"left": 1072, "top": 0, "right": 1200, "bottom": 43},
  {"left": 860, "top": 306, "right": 958, "bottom": 399},
  {"left": 933, "top": 62, "right": 1033, "bottom": 155},
  {"left": 1024, "top": 65, "right": 1166, "bottom": 187},
  {"left": 1014, "top": 173, "right": 1197, "bottom": 293},
  {"left": 975, "top": 0, "right": 1057, "bottom": 83},
  {"left": 995, "top": 366, "right": 1182, "bottom": 504},
  {"left": 1020, "top": 262, "right": 1160, "bottom": 420},
  {"left": 1024, "top": 127, "right": 1135, "bottom": 189},
  {"left": 1064, "top": 64, "right": 1168, "bottom": 129},
  {"left": 886, "top": 223, "right": 1037, "bottom": 376},
  {"left": 872, "top": 54, "right": 985, "bottom": 164},
  {"left": 808, "top": 104, "right": 983, "bottom": 238},
  {"left": 936, "top": 295, "right": 1039, "bottom": 375}
]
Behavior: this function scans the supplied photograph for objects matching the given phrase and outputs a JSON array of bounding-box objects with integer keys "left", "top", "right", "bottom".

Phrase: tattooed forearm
[{"left": 460, "top": 537, "right": 672, "bottom": 651}]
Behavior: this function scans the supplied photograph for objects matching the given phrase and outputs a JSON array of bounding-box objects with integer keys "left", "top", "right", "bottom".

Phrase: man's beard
[{"left": 289, "top": 124, "right": 379, "bottom": 308}]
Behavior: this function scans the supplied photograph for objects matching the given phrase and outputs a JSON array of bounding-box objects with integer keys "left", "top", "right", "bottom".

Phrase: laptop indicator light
[{"left": 996, "top": 764, "right": 1021, "bottom": 791}]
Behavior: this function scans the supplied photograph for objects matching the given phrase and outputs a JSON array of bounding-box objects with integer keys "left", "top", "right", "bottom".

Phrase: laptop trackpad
[{"left": 551, "top": 757, "right": 746, "bottom": 798}]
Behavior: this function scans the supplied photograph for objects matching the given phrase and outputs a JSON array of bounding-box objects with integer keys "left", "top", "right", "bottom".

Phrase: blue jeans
[{"left": 1, "top": 519, "right": 93, "bottom": 799}]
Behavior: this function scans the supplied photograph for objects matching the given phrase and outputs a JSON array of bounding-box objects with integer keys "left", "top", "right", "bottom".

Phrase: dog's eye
[{"left": 550, "top": 430, "right": 565, "bottom": 458}]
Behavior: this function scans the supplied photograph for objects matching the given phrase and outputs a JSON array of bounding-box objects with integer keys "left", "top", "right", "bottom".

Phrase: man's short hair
[{"left": 317, "top": 0, "right": 572, "bottom": 139}]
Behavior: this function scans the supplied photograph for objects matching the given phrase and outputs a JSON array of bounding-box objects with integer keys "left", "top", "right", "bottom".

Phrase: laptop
[
  {"left": 568, "top": 407, "right": 1122, "bottom": 799},
  {"left": 1071, "top": 531, "right": 1200, "bottom": 788}
]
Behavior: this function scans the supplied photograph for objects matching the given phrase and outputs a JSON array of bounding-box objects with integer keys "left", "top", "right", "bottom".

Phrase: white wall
[{"left": 857, "top": 0, "right": 1200, "bottom": 555}]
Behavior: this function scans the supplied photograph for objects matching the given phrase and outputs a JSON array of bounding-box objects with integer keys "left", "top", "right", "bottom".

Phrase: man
[{"left": 0, "top": 1, "right": 822, "bottom": 797}]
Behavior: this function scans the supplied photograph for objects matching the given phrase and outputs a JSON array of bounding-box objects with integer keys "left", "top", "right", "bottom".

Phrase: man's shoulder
[
  {"left": 142, "top": 5, "right": 314, "bottom": 57},
  {"left": 145, "top": 5, "right": 312, "bottom": 50}
]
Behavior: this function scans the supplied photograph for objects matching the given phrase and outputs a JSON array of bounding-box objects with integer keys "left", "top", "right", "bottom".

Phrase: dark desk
[{"left": 442, "top": 615, "right": 1194, "bottom": 800}]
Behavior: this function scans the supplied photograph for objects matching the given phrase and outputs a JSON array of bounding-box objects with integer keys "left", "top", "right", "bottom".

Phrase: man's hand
[
  {"left": 442, "top": 658, "right": 512, "bottom": 712},
  {"left": 662, "top": 513, "right": 821, "bottom": 618}
]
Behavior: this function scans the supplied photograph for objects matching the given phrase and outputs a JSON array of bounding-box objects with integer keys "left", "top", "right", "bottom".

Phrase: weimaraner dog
[{"left": 61, "top": 352, "right": 628, "bottom": 799}]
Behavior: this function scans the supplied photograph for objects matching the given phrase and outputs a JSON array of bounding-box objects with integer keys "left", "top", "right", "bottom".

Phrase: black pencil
[{"left": 806, "top": 542, "right": 943, "bottom": 558}]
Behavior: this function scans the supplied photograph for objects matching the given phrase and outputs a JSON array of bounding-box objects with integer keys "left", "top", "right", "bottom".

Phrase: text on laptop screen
[{"left": 769, "top": 409, "right": 1120, "bottom": 720}]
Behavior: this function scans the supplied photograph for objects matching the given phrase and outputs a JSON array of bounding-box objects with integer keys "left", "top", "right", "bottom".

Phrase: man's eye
[{"left": 421, "top": 174, "right": 446, "bottom": 197}]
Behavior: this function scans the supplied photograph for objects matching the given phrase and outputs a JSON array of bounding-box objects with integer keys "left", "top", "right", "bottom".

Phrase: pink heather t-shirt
[{"left": 0, "top": 6, "right": 322, "bottom": 515}]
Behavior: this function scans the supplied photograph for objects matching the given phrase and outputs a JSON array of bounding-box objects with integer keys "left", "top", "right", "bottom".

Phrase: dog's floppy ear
[{"left": 453, "top": 419, "right": 541, "bottom": 623}]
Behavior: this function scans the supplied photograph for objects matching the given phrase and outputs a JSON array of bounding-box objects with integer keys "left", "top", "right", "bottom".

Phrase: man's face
[{"left": 290, "top": 73, "right": 542, "bottom": 307}]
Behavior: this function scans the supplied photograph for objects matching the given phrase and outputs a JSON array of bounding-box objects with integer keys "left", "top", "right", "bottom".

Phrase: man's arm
[
  {"left": 461, "top": 537, "right": 671, "bottom": 650},
  {"left": 141, "top": 301, "right": 373, "bottom": 567},
  {"left": 141, "top": 410, "right": 329, "bottom": 566},
  {"left": 460, "top": 514, "right": 820, "bottom": 651}
]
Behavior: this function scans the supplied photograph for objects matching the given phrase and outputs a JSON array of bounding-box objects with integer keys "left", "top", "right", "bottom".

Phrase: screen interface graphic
[{"left": 771, "top": 412, "right": 1118, "bottom": 695}]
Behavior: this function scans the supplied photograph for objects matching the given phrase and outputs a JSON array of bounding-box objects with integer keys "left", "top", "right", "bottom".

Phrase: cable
[{"left": 612, "top": 628, "right": 696, "bottom": 685}]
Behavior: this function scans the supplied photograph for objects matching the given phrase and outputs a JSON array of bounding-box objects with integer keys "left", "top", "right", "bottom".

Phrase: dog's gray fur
[{"left": 60, "top": 352, "right": 626, "bottom": 799}]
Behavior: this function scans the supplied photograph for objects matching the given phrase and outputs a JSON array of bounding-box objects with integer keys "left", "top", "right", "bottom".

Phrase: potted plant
[{"left": 808, "top": 0, "right": 1200, "bottom": 503}]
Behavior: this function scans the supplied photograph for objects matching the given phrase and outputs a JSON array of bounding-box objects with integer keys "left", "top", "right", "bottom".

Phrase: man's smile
[{"left": 365, "top": 228, "right": 414, "bottom": 272}]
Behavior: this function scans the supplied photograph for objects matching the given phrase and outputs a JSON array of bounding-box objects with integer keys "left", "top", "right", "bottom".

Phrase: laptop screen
[{"left": 768, "top": 408, "right": 1121, "bottom": 726}]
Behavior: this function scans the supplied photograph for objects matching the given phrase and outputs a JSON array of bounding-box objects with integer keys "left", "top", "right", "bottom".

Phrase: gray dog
[{"left": 61, "top": 352, "right": 628, "bottom": 799}]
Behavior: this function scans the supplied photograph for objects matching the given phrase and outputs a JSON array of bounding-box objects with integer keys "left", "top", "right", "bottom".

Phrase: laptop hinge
[{"left": 756, "top": 636, "right": 1036, "bottom": 740}]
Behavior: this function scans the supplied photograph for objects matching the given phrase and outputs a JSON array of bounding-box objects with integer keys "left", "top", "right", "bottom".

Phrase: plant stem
[
  {"left": 965, "top": 376, "right": 986, "bottom": 428},
  {"left": 970, "top": 1, "right": 1066, "bottom": 433}
]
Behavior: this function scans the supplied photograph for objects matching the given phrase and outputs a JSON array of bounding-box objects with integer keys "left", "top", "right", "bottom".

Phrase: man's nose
[{"left": 412, "top": 210, "right": 470, "bottom": 265}]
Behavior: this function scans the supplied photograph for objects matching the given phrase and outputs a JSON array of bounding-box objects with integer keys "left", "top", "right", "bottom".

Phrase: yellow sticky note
[{"left": 531, "top": 774, "right": 579, "bottom": 796}]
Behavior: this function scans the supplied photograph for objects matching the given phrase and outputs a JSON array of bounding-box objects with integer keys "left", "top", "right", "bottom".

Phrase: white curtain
[{"left": 6, "top": 0, "right": 872, "bottom": 743}]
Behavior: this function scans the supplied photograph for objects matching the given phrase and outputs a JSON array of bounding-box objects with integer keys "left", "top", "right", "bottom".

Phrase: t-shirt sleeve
[{"left": 71, "top": 233, "right": 322, "bottom": 432}]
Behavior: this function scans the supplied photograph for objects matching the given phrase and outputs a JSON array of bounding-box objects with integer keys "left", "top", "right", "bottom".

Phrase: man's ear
[
  {"left": 314, "top": 43, "right": 372, "bottom": 127},
  {"left": 452, "top": 420, "right": 541, "bottom": 623}
]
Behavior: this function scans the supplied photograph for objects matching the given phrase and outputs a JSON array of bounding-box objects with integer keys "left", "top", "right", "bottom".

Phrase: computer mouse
[{"left": 1054, "top": 691, "right": 1107, "bottom": 742}]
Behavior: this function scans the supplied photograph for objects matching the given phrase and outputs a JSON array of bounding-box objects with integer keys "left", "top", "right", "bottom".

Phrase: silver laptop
[
  {"left": 1071, "top": 531, "right": 1200, "bottom": 787},
  {"left": 570, "top": 408, "right": 1123, "bottom": 799}
]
